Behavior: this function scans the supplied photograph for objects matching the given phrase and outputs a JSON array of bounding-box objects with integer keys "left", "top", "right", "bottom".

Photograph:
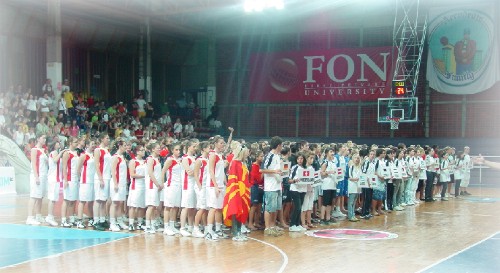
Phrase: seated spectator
[
  {"left": 184, "top": 121, "right": 195, "bottom": 138},
  {"left": 173, "top": 118, "right": 183, "bottom": 139}
]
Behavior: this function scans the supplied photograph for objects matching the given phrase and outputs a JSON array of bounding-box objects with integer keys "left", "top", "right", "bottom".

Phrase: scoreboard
[{"left": 392, "top": 80, "right": 406, "bottom": 97}]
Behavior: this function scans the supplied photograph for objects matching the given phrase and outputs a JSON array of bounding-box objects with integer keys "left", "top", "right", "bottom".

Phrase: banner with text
[
  {"left": 249, "top": 47, "right": 395, "bottom": 102},
  {"left": 426, "top": 6, "right": 499, "bottom": 94}
]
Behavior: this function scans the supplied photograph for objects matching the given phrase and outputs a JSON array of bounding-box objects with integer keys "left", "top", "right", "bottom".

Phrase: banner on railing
[
  {"left": 248, "top": 47, "right": 395, "bottom": 102},
  {"left": 426, "top": 5, "right": 500, "bottom": 95}
]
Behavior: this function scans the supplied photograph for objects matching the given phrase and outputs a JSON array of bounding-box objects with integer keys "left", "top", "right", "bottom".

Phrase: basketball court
[{"left": 1, "top": 184, "right": 500, "bottom": 273}]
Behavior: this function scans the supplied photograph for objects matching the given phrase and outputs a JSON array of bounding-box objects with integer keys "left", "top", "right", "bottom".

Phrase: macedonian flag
[{"left": 223, "top": 160, "right": 250, "bottom": 227}]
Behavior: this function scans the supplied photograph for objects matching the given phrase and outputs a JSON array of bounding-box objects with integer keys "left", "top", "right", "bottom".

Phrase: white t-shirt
[
  {"left": 136, "top": 99, "right": 146, "bottom": 112},
  {"left": 263, "top": 151, "right": 281, "bottom": 192},
  {"left": 174, "top": 122, "right": 183, "bottom": 133}
]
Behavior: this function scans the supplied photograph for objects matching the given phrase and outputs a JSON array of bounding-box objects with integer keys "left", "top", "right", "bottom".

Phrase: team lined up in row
[
  {"left": 26, "top": 130, "right": 242, "bottom": 241},
  {"left": 25, "top": 130, "right": 474, "bottom": 240}
]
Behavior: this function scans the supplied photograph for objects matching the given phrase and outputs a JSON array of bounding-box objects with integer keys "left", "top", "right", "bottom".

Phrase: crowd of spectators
[{"left": 0, "top": 80, "right": 221, "bottom": 158}]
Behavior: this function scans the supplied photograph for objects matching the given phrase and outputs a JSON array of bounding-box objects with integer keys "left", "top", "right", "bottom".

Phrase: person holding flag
[{"left": 223, "top": 141, "right": 251, "bottom": 242}]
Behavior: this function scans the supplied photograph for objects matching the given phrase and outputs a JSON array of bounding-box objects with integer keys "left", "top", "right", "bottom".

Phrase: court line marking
[
  {"left": 415, "top": 230, "right": 500, "bottom": 273},
  {"left": 0, "top": 227, "right": 138, "bottom": 270},
  {"left": 247, "top": 237, "right": 288, "bottom": 273}
]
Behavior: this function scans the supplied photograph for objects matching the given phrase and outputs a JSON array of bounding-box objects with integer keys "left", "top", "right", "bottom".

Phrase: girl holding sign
[{"left": 392, "top": 150, "right": 405, "bottom": 211}]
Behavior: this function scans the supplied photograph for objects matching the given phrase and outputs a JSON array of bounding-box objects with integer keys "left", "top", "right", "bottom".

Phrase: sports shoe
[
  {"left": 320, "top": 220, "right": 330, "bottom": 226},
  {"left": 205, "top": 232, "right": 218, "bottom": 241},
  {"left": 87, "top": 219, "right": 95, "bottom": 227},
  {"left": 170, "top": 227, "right": 180, "bottom": 235},
  {"left": 102, "top": 221, "right": 110, "bottom": 229},
  {"left": 192, "top": 229, "right": 205, "bottom": 238},
  {"left": 93, "top": 222, "right": 105, "bottom": 231},
  {"left": 349, "top": 217, "right": 360, "bottom": 222},
  {"left": 60, "top": 221, "right": 71, "bottom": 228},
  {"left": 328, "top": 218, "right": 337, "bottom": 224},
  {"left": 289, "top": 225, "right": 302, "bottom": 232},
  {"left": 241, "top": 225, "right": 251, "bottom": 234},
  {"left": 163, "top": 226, "right": 175, "bottom": 236},
  {"left": 76, "top": 221, "right": 85, "bottom": 229},
  {"left": 128, "top": 224, "right": 136, "bottom": 231},
  {"left": 215, "top": 230, "right": 229, "bottom": 239},
  {"left": 45, "top": 216, "right": 58, "bottom": 227},
  {"left": 299, "top": 225, "right": 308, "bottom": 231},
  {"left": 26, "top": 217, "right": 40, "bottom": 225},
  {"left": 117, "top": 221, "right": 127, "bottom": 230},
  {"left": 463, "top": 191, "right": 471, "bottom": 196},
  {"left": 400, "top": 203, "right": 407, "bottom": 207},
  {"left": 394, "top": 206, "right": 404, "bottom": 211},
  {"left": 332, "top": 210, "right": 345, "bottom": 218},
  {"left": 406, "top": 202, "right": 415, "bottom": 206},
  {"left": 441, "top": 197, "right": 449, "bottom": 201},
  {"left": 109, "top": 223, "right": 121, "bottom": 232},
  {"left": 144, "top": 226, "right": 156, "bottom": 234},
  {"left": 221, "top": 225, "right": 230, "bottom": 231},
  {"left": 180, "top": 228, "right": 192, "bottom": 237}
]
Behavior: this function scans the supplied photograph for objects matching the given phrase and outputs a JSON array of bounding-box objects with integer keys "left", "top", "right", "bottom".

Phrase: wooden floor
[{"left": 1, "top": 187, "right": 500, "bottom": 273}]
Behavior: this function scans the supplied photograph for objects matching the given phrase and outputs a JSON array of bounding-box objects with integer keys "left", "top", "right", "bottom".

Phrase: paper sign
[{"left": 281, "top": 161, "right": 290, "bottom": 179}]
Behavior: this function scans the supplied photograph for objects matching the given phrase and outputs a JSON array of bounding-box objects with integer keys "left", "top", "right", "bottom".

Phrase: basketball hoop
[{"left": 388, "top": 117, "right": 400, "bottom": 130}]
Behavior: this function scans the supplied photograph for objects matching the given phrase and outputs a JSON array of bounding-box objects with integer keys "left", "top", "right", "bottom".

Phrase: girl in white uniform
[
  {"left": 179, "top": 140, "right": 199, "bottom": 237},
  {"left": 26, "top": 134, "right": 48, "bottom": 225},
  {"left": 61, "top": 137, "right": 80, "bottom": 227},
  {"left": 207, "top": 136, "right": 228, "bottom": 240},
  {"left": 109, "top": 138, "right": 128, "bottom": 232},
  {"left": 162, "top": 143, "right": 183, "bottom": 236},
  {"left": 144, "top": 142, "right": 163, "bottom": 233},
  {"left": 93, "top": 133, "right": 112, "bottom": 229},
  {"left": 76, "top": 139, "right": 97, "bottom": 228},
  {"left": 438, "top": 150, "right": 451, "bottom": 201},
  {"left": 192, "top": 141, "right": 210, "bottom": 238},
  {"left": 45, "top": 140, "right": 65, "bottom": 226},
  {"left": 127, "top": 144, "right": 146, "bottom": 231}
]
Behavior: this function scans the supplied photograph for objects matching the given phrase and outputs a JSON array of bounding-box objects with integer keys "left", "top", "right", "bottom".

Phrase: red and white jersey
[
  {"left": 130, "top": 159, "right": 145, "bottom": 190},
  {"left": 112, "top": 154, "right": 128, "bottom": 185},
  {"left": 145, "top": 156, "right": 161, "bottom": 189},
  {"left": 209, "top": 151, "right": 225, "bottom": 187},
  {"left": 165, "top": 156, "right": 182, "bottom": 187},
  {"left": 32, "top": 147, "right": 48, "bottom": 177},
  {"left": 48, "top": 151, "right": 62, "bottom": 182},
  {"left": 80, "top": 152, "right": 95, "bottom": 184},
  {"left": 197, "top": 156, "right": 209, "bottom": 188},
  {"left": 94, "top": 147, "right": 112, "bottom": 179},
  {"left": 182, "top": 154, "right": 195, "bottom": 190},
  {"left": 65, "top": 150, "right": 79, "bottom": 182}
]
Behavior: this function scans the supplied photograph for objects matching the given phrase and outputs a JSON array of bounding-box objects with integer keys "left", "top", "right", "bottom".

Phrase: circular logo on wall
[
  {"left": 268, "top": 58, "right": 299, "bottom": 93},
  {"left": 305, "top": 228, "right": 398, "bottom": 240},
  {"left": 428, "top": 9, "right": 495, "bottom": 88}
]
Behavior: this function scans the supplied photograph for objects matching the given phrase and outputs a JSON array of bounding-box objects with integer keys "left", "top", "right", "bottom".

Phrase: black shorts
[
  {"left": 282, "top": 184, "right": 292, "bottom": 203},
  {"left": 251, "top": 184, "right": 264, "bottom": 205},
  {"left": 322, "top": 189, "right": 336, "bottom": 207}
]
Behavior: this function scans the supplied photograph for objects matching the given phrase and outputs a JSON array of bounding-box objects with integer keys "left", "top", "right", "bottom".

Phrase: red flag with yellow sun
[{"left": 223, "top": 160, "right": 250, "bottom": 227}]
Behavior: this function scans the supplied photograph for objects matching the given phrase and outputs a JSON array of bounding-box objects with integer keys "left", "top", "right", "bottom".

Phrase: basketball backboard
[{"left": 377, "top": 97, "right": 418, "bottom": 123}]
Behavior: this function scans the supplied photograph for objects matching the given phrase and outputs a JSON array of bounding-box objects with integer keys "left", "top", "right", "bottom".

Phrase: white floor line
[
  {"left": 247, "top": 237, "right": 288, "bottom": 273},
  {"left": 415, "top": 230, "right": 500, "bottom": 273}
]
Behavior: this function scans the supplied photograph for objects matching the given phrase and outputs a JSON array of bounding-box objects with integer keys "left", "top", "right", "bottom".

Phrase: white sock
[
  {"left": 138, "top": 217, "right": 144, "bottom": 223},
  {"left": 215, "top": 223, "right": 221, "bottom": 232},
  {"left": 110, "top": 218, "right": 116, "bottom": 224},
  {"left": 69, "top": 215, "right": 76, "bottom": 223},
  {"left": 62, "top": 217, "right": 67, "bottom": 223},
  {"left": 99, "top": 217, "right": 105, "bottom": 223},
  {"left": 36, "top": 214, "right": 42, "bottom": 220},
  {"left": 129, "top": 218, "right": 135, "bottom": 225},
  {"left": 169, "top": 221, "right": 175, "bottom": 229},
  {"left": 145, "top": 220, "right": 151, "bottom": 227},
  {"left": 187, "top": 225, "right": 193, "bottom": 232}
]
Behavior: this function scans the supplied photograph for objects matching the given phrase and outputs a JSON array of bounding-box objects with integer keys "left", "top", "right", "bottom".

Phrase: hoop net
[{"left": 389, "top": 117, "right": 400, "bottom": 130}]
